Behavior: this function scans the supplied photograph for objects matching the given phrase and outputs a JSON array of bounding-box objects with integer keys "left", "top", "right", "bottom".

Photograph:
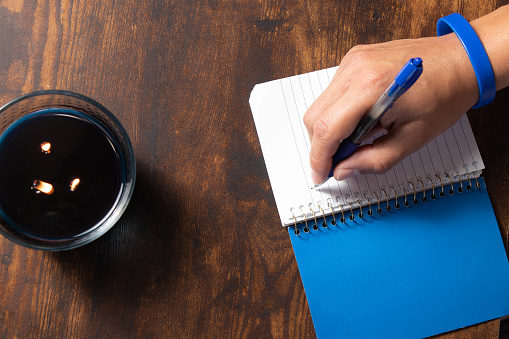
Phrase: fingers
[
  {"left": 303, "top": 45, "right": 373, "bottom": 140},
  {"left": 307, "top": 85, "right": 384, "bottom": 184},
  {"left": 303, "top": 69, "right": 352, "bottom": 141},
  {"left": 331, "top": 123, "right": 428, "bottom": 181},
  {"left": 306, "top": 68, "right": 393, "bottom": 185}
]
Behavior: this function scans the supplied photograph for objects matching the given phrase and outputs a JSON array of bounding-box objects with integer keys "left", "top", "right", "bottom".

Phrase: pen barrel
[
  {"left": 349, "top": 92, "right": 394, "bottom": 144},
  {"left": 328, "top": 139, "right": 358, "bottom": 177}
]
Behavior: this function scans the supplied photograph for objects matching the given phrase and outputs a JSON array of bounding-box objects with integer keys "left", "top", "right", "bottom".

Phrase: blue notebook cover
[{"left": 290, "top": 179, "right": 509, "bottom": 338}]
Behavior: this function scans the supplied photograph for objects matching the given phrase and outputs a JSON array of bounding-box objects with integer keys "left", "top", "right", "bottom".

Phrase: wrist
[
  {"left": 428, "top": 34, "right": 478, "bottom": 109},
  {"left": 469, "top": 5, "right": 509, "bottom": 91},
  {"left": 437, "top": 13, "right": 496, "bottom": 108}
]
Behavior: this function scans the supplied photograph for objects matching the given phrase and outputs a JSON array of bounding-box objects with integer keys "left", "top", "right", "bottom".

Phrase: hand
[{"left": 303, "top": 34, "right": 478, "bottom": 185}]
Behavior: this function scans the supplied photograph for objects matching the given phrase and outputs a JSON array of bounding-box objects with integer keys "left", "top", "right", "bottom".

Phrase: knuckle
[
  {"left": 344, "top": 47, "right": 387, "bottom": 89},
  {"left": 302, "top": 111, "right": 314, "bottom": 130},
  {"left": 359, "top": 69, "right": 386, "bottom": 88},
  {"left": 313, "top": 117, "right": 331, "bottom": 140},
  {"left": 346, "top": 45, "right": 369, "bottom": 65},
  {"left": 348, "top": 44, "right": 368, "bottom": 54}
]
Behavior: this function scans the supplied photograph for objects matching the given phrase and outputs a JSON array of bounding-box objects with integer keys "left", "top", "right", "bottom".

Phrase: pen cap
[{"left": 394, "top": 58, "right": 423, "bottom": 89}]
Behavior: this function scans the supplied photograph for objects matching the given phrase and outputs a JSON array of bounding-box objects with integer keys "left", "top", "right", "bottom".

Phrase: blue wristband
[{"left": 437, "top": 13, "right": 496, "bottom": 108}]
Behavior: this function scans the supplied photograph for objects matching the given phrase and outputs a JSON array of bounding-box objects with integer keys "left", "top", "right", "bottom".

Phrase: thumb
[{"left": 332, "top": 127, "right": 424, "bottom": 181}]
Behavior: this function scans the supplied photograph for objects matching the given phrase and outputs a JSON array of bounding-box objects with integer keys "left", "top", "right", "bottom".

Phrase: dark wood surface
[{"left": 1, "top": 1, "right": 508, "bottom": 338}]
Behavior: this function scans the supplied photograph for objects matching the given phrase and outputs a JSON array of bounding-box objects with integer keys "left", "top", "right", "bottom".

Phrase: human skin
[{"left": 303, "top": 5, "right": 509, "bottom": 185}]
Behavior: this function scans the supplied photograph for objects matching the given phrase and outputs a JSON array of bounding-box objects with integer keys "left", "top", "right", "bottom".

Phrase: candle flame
[
  {"left": 41, "top": 142, "right": 51, "bottom": 154},
  {"left": 70, "top": 178, "right": 80, "bottom": 191},
  {"left": 32, "top": 180, "right": 54, "bottom": 195}
]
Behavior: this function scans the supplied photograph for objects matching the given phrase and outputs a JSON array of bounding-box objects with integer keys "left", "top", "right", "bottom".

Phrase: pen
[{"left": 313, "top": 57, "right": 423, "bottom": 189}]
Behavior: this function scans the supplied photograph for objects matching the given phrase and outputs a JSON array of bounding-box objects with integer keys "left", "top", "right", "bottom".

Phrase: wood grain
[{"left": 0, "top": 0, "right": 507, "bottom": 338}]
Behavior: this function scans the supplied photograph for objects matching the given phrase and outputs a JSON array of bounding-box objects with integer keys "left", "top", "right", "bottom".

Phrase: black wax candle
[{"left": 0, "top": 108, "right": 122, "bottom": 240}]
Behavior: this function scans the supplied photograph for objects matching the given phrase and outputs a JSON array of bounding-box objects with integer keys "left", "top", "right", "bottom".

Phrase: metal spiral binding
[
  {"left": 289, "top": 170, "right": 482, "bottom": 231},
  {"left": 291, "top": 212, "right": 299, "bottom": 235},
  {"left": 393, "top": 186, "right": 401, "bottom": 208},
  {"left": 381, "top": 188, "right": 390, "bottom": 211},
  {"left": 418, "top": 179, "right": 427, "bottom": 201},
  {"left": 301, "top": 211, "right": 309, "bottom": 233},
  {"left": 474, "top": 175, "right": 480, "bottom": 188},
  {"left": 436, "top": 175, "right": 445, "bottom": 197},
  {"left": 364, "top": 194, "right": 373, "bottom": 216},
  {"left": 356, "top": 199, "right": 364, "bottom": 218},
  {"left": 373, "top": 192, "right": 382, "bottom": 214},
  {"left": 427, "top": 176, "right": 436, "bottom": 199},
  {"left": 309, "top": 207, "right": 319, "bottom": 230},
  {"left": 465, "top": 173, "right": 472, "bottom": 189},
  {"left": 402, "top": 187, "right": 408, "bottom": 207},
  {"left": 445, "top": 173, "right": 454, "bottom": 194},
  {"left": 456, "top": 172, "right": 464, "bottom": 192},
  {"left": 318, "top": 204, "right": 327, "bottom": 228},
  {"left": 347, "top": 200, "right": 355, "bottom": 221},
  {"left": 408, "top": 182, "right": 418, "bottom": 204},
  {"left": 337, "top": 202, "right": 346, "bottom": 224},
  {"left": 327, "top": 200, "right": 337, "bottom": 225}
]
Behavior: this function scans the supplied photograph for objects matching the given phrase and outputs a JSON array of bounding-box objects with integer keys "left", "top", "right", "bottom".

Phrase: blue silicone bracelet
[{"left": 437, "top": 13, "right": 496, "bottom": 108}]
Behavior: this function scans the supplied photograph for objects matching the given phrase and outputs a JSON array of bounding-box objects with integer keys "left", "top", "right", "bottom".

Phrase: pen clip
[{"left": 393, "top": 58, "right": 423, "bottom": 96}]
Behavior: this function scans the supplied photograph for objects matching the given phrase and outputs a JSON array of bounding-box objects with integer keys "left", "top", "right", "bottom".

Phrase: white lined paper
[{"left": 250, "top": 67, "right": 484, "bottom": 227}]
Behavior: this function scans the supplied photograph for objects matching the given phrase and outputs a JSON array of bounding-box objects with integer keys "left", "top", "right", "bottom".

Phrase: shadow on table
[
  {"left": 501, "top": 317, "right": 509, "bottom": 339},
  {"left": 46, "top": 160, "right": 191, "bottom": 336}
]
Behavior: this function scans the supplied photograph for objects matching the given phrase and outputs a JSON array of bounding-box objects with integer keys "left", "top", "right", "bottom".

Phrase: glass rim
[{"left": 0, "top": 90, "right": 136, "bottom": 250}]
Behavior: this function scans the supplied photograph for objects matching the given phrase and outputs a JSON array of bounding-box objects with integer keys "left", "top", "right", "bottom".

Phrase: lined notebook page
[{"left": 250, "top": 67, "right": 485, "bottom": 227}]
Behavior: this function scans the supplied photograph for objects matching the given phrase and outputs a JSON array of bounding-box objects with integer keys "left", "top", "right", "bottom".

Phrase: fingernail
[
  {"left": 311, "top": 169, "right": 325, "bottom": 185},
  {"left": 334, "top": 168, "right": 361, "bottom": 181}
]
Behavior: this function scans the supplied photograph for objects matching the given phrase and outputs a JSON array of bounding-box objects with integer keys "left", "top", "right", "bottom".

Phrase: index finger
[{"left": 308, "top": 86, "right": 380, "bottom": 184}]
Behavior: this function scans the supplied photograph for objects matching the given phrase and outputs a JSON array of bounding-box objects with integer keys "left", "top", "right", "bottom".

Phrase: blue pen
[{"left": 313, "top": 57, "right": 423, "bottom": 189}]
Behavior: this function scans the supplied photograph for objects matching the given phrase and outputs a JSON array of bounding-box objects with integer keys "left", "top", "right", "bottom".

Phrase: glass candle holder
[{"left": 0, "top": 90, "right": 135, "bottom": 250}]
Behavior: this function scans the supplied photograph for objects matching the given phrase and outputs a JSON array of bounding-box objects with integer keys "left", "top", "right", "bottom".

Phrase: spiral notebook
[{"left": 249, "top": 67, "right": 509, "bottom": 338}]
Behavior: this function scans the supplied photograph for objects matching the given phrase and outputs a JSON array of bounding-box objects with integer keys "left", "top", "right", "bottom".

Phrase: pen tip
[{"left": 311, "top": 180, "right": 327, "bottom": 190}]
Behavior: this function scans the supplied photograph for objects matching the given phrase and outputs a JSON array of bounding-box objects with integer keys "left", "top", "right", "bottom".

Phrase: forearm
[{"left": 471, "top": 5, "right": 509, "bottom": 90}]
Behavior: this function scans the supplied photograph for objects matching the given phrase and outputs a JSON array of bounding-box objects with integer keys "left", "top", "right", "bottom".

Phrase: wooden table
[{"left": 1, "top": 1, "right": 508, "bottom": 338}]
